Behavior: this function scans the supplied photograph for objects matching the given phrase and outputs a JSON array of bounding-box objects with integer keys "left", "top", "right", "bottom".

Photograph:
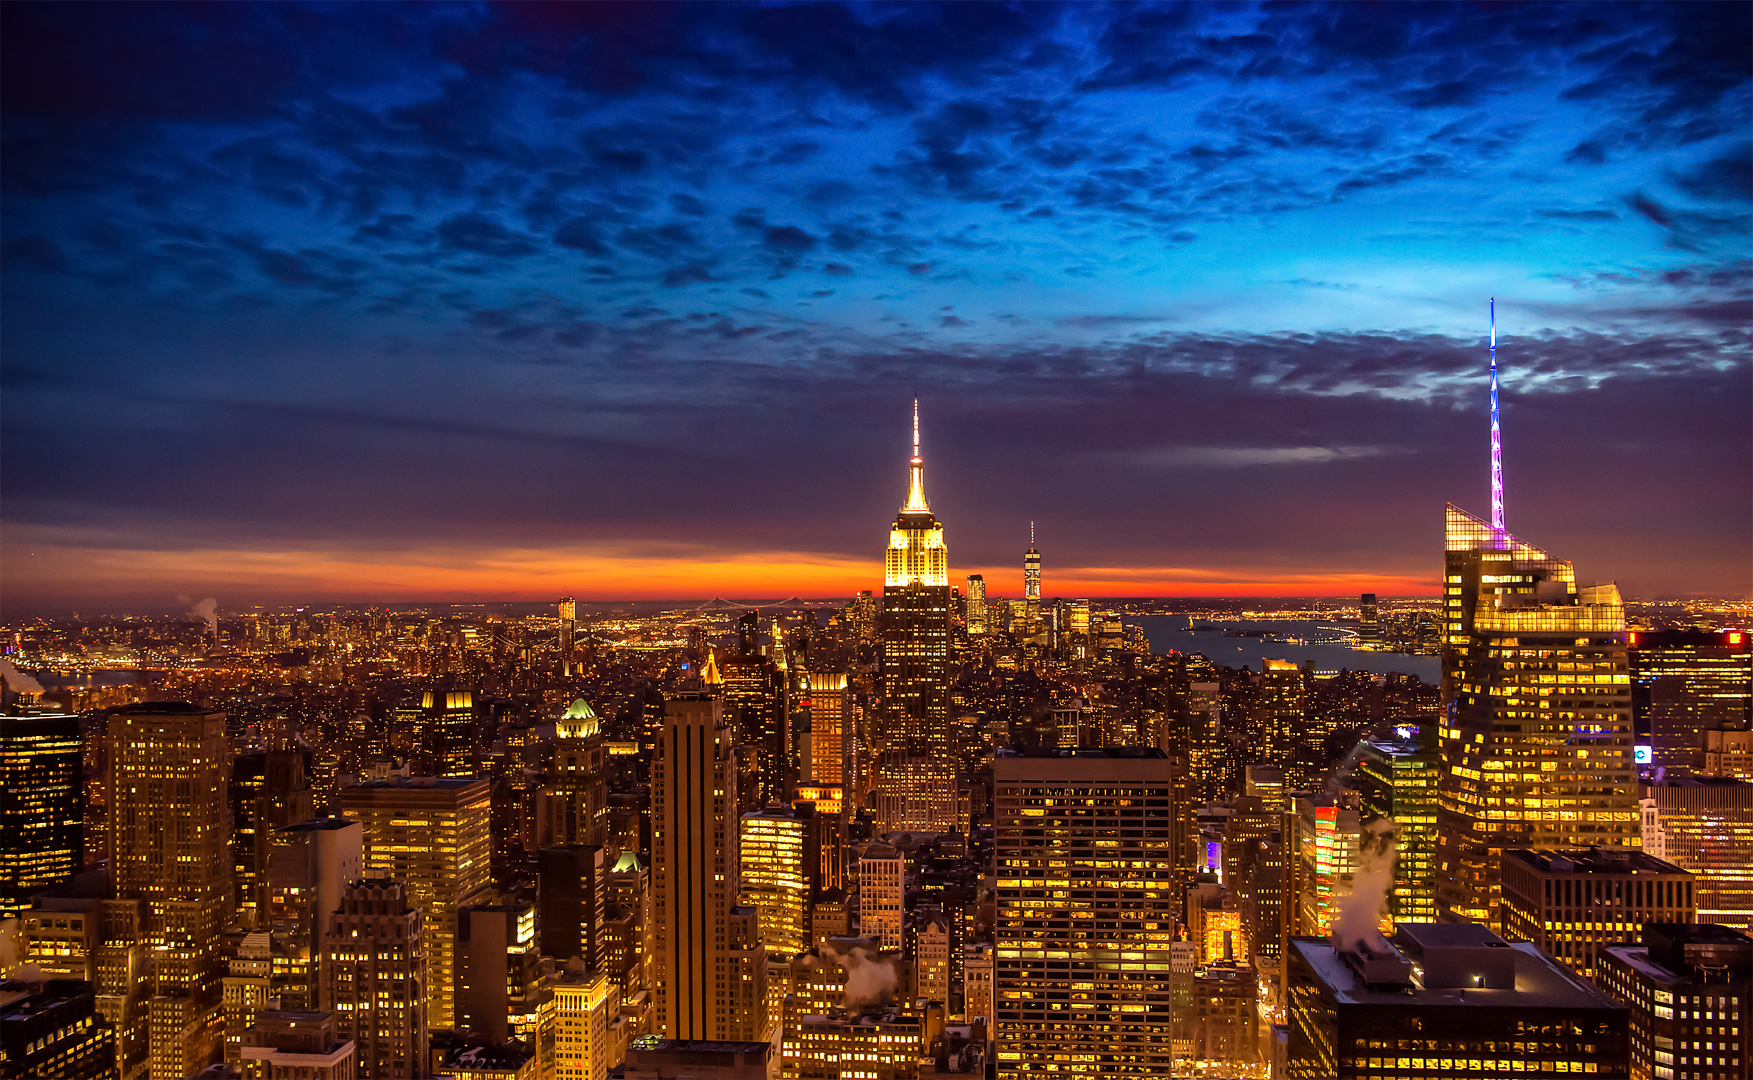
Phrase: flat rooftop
[
  {"left": 1505, "top": 847, "right": 1689, "bottom": 876},
  {"left": 1292, "top": 937, "right": 1621, "bottom": 1011}
]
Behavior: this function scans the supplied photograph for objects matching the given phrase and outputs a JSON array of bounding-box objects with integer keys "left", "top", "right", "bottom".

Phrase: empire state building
[{"left": 880, "top": 402, "right": 952, "bottom": 761}]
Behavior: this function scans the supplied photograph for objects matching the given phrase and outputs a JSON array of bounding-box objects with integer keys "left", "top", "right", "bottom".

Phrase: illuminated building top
[
  {"left": 1024, "top": 520, "right": 1041, "bottom": 601},
  {"left": 885, "top": 400, "right": 948, "bottom": 588}
]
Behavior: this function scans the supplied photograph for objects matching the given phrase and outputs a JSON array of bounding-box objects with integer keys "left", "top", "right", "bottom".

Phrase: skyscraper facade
[
  {"left": 993, "top": 749, "right": 1181, "bottom": 1079},
  {"left": 0, "top": 711, "right": 83, "bottom": 919},
  {"left": 739, "top": 809, "right": 810, "bottom": 956},
  {"left": 880, "top": 402, "right": 951, "bottom": 760},
  {"left": 324, "top": 879, "right": 426, "bottom": 1080},
  {"left": 106, "top": 703, "right": 232, "bottom": 1080},
  {"left": 1023, "top": 524, "right": 1041, "bottom": 604},
  {"left": 341, "top": 776, "right": 491, "bottom": 1034},
  {"left": 558, "top": 597, "right": 577, "bottom": 676},
  {"left": 1640, "top": 777, "right": 1753, "bottom": 929},
  {"left": 650, "top": 690, "right": 764, "bottom": 1041},
  {"left": 1630, "top": 629, "right": 1753, "bottom": 775},
  {"left": 1436, "top": 504, "right": 1637, "bottom": 927},
  {"left": 966, "top": 574, "right": 987, "bottom": 635},
  {"left": 1350, "top": 729, "right": 1439, "bottom": 926}
]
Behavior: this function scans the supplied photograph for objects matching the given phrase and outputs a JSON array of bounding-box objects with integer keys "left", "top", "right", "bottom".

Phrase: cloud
[{"left": 1122, "top": 445, "right": 1398, "bottom": 468}]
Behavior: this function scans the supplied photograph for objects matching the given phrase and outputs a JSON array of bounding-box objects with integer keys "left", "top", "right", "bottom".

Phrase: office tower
[
  {"left": 222, "top": 932, "right": 273, "bottom": 1065},
  {"left": 1436, "top": 503, "right": 1636, "bottom": 927},
  {"left": 106, "top": 703, "right": 231, "bottom": 1080},
  {"left": 324, "top": 880, "right": 426, "bottom": 1080},
  {"left": 455, "top": 903, "right": 540, "bottom": 1044},
  {"left": 803, "top": 672, "right": 848, "bottom": 790},
  {"left": 231, "top": 749, "right": 314, "bottom": 930},
  {"left": 650, "top": 690, "right": 764, "bottom": 1041},
  {"left": 1186, "top": 683, "right": 1225, "bottom": 808},
  {"left": 268, "top": 817, "right": 363, "bottom": 1010},
  {"left": 963, "top": 943, "right": 993, "bottom": 1034},
  {"left": 993, "top": 749, "right": 1181, "bottom": 1079},
  {"left": 1596, "top": 923, "right": 1750, "bottom": 1080},
  {"left": 550, "top": 969, "right": 621, "bottom": 1080},
  {"left": 785, "top": 1008, "right": 923, "bottom": 1080},
  {"left": 1631, "top": 629, "right": 1753, "bottom": 775},
  {"left": 341, "top": 777, "right": 491, "bottom": 1033},
  {"left": 1022, "top": 522, "right": 1041, "bottom": 608},
  {"left": 1641, "top": 777, "right": 1753, "bottom": 928},
  {"left": 871, "top": 753, "right": 958, "bottom": 834},
  {"left": 1704, "top": 728, "right": 1753, "bottom": 779},
  {"left": 965, "top": 575, "right": 987, "bottom": 636},
  {"left": 1259, "top": 660, "right": 1306, "bottom": 786},
  {"left": 546, "top": 699, "right": 607, "bottom": 846},
  {"left": 238, "top": 1010, "right": 358, "bottom": 1080},
  {"left": 740, "top": 809, "right": 810, "bottom": 956},
  {"left": 1498, "top": 849, "right": 1694, "bottom": 980},
  {"left": 558, "top": 597, "right": 577, "bottom": 676},
  {"left": 413, "top": 687, "right": 477, "bottom": 780},
  {"left": 910, "top": 913, "right": 951, "bottom": 1004},
  {"left": 1285, "top": 923, "right": 1630, "bottom": 1080},
  {"left": 1193, "top": 964, "right": 1260, "bottom": 1070},
  {"left": 602, "top": 853, "right": 650, "bottom": 992},
  {"left": 720, "top": 643, "right": 786, "bottom": 808},
  {"left": 879, "top": 402, "right": 952, "bottom": 775},
  {"left": 1359, "top": 594, "right": 1380, "bottom": 646},
  {"left": 858, "top": 842, "right": 905, "bottom": 951},
  {"left": 1219, "top": 795, "right": 1286, "bottom": 964},
  {"left": 1349, "top": 728, "right": 1439, "bottom": 925},
  {"left": 0, "top": 711, "right": 82, "bottom": 919},
  {"left": 538, "top": 845, "right": 606, "bottom": 970},
  {"left": 721, "top": 905, "right": 770, "bottom": 1043},
  {"left": 0, "top": 977, "right": 115, "bottom": 1079},
  {"left": 1292, "top": 793, "right": 1362, "bottom": 939}
]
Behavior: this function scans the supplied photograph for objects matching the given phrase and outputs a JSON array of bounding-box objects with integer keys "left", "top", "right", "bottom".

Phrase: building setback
[
  {"left": 1285, "top": 923, "right": 1630, "bottom": 1080},
  {"left": 1500, "top": 848, "right": 1696, "bottom": 980},
  {"left": 1596, "top": 923, "right": 1750, "bottom": 1080}
]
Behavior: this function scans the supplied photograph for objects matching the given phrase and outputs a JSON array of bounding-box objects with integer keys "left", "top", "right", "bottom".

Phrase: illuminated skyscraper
[
  {"left": 1499, "top": 848, "right": 1693, "bottom": 979},
  {"left": 324, "top": 879, "right": 426, "bottom": 1080},
  {"left": 1597, "top": 923, "right": 1750, "bottom": 1080},
  {"left": 880, "top": 401, "right": 951, "bottom": 759},
  {"left": 1349, "top": 729, "right": 1439, "bottom": 926},
  {"left": 545, "top": 698, "right": 607, "bottom": 846},
  {"left": 341, "top": 777, "right": 491, "bottom": 1034},
  {"left": 720, "top": 641, "right": 786, "bottom": 808},
  {"left": 455, "top": 902, "right": 540, "bottom": 1044},
  {"left": 650, "top": 690, "right": 766, "bottom": 1041},
  {"left": 739, "top": 809, "right": 810, "bottom": 956},
  {"left": 558, "top": 597, "right": 577, "bottom": 676},
  {"left": 1641, "top": 777, "right": 1753, "bottom": 929},
  {"left": 993, "top": 749, "right": 1181, "bottom": 1079},
  {"left": 1023, "top": 522, "right": 1041, "bottom": 605},
  {"left": 1436, "top": 320, "right": 1635, "bottom": 926},
  {"left": 267, "top": 817, "right": 363, "bottom": 1011},
  {"left": 1630, "top": 629, "right": 1753, "bottom": 775},
  {"left": 1436, "top": 504, "right": 1636, "bottom": 926},
  {"left": 965, "top": 574, "right": 987, "bottom": 636},
  {"left": 0, "top": 711, "right": 83, "bottom": 919},
  {"left": 857, "top": 842, "right": 904, "bottom": 951},
  {"left": 107, "top": 703, "right": 232, "bottom": 1080},
  {"left": 1359, "top": 594, "right": 1380, "bottom": 646}
]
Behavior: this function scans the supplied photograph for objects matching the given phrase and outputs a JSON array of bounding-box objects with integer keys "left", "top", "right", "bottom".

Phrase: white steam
[
  {"left": 837, "top": 946, "right": 899, "bottom": 1007},
  {"left": 0, "top": 659, "right": 46, "bottom": 696},
  {"left": 182, "top": 596, "right": 219, "bottom": 639},
  {"left": 1333, "top": 817, "right": 1397, "bottom": 952}
]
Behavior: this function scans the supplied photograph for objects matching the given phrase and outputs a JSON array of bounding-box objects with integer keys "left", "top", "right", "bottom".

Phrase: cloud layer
[{"left": 2, "top": 2, "right": 1748, "bottom": 611}]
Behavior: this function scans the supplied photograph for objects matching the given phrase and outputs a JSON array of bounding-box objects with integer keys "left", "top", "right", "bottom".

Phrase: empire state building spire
[
  {"left": 903, "top": 397, "right": 929, "bottom": 513},
  {"left": 885, "top": 400, "right": 947, "bottom": 587}
]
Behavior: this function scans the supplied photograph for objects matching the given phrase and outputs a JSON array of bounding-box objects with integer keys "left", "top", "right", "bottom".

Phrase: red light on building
[
  {"left": 1628, "top": 632, "right": 1639, "bottom": 646},
  {"left": 1729, "top": 631, "right": 1745, "bottom": 646}
]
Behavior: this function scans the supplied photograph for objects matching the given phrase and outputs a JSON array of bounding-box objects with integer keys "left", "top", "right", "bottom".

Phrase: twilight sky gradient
[{"left": 3, "top": 2, "right": 1749, "bottom": 614}]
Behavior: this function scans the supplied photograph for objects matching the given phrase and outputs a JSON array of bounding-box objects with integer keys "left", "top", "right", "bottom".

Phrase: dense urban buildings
[{"left": 0, "top": 393, "right": 1742, "bottom": 1080}]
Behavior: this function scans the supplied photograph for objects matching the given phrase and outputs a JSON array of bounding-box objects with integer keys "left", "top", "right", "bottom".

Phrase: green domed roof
[{"left": 562, "top": 698, "right": 596, "bottom": 720}]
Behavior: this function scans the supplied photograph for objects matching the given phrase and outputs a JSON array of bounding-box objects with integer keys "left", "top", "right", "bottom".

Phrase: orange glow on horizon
[{"left": 3, "top": 534, "right": 1442, "bottom": 604}]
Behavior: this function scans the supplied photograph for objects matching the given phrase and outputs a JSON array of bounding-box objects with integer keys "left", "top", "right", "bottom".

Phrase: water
[{"left": 1134, "top": 616, "right": 1441, "bottom": 683}]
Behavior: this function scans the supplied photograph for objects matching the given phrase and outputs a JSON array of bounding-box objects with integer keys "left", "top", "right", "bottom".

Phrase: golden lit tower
[
  {"left": 107, "top": 703, "right": 233, "bottom": 1080},
  {"left": 879, "top": 400, "right": 951, "bottom": 758},
  {"left": 342, "top": 776, "right": 491, "bottom": 1034},
  {"left": 0, "top": 711, "right": 83, "bottom": 919},
  {"left": 558, "top": 597, "right": 577, "bottom": 676},
  {"left": 1023, "top": 521, "right": 1041, "bottom": 603},
  {"left": 1436, "top": 311, "right": 1636, "bottom": 927}
]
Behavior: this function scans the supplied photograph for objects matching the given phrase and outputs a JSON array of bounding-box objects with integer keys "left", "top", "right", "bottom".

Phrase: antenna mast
[{"left": 1490, "top": 298, "right": 1504, "bottom": 532}]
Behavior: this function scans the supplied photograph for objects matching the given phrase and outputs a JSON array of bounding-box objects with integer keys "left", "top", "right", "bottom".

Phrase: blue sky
[{"left": 3, "top": 2, "right": 1748, "bottom": 611}]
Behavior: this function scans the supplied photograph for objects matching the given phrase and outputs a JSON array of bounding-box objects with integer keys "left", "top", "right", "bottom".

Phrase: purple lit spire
[{"left": 1489, "top": 298, "right": 1504, "bottom": 531}]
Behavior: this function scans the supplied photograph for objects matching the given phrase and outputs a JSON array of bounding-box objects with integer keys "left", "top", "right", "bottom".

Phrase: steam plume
[
  {"left": 1333, "top": 817, "right": 1397, "bottom": 951},
  {"left": 0, "top": 659, "right": 46, "bottom": 696},
  {"left": 183, "top": 596, "right": 219, "bottom": 639},
  {"left": 837, "top": 946, "right": 899, "bottom": 1007}
]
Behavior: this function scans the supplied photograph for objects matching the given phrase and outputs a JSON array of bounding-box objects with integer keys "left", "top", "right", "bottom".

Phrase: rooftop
[
  {"left": 1293, "top": 932, "right": 1622, "bottom": 1011},
  {"left": 1505, "top": 847, "right": 1689, "bottom": 876}
]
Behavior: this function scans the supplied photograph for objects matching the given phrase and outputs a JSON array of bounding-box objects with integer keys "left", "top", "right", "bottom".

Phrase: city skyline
[{"left": 3, "top": 3, "right": 1749, "bottom": 612}]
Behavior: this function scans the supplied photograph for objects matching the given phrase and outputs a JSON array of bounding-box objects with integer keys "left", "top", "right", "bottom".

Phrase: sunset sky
[{"left": 3, "top": 2, "right": 1748, "bottom": 614}]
